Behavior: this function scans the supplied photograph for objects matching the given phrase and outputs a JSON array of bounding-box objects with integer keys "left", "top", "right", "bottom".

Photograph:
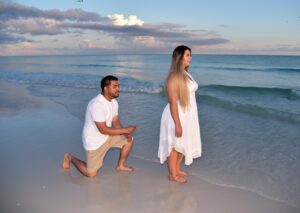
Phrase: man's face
[{"left": 105, "top": 80, "right": 119, "bottom": 99}]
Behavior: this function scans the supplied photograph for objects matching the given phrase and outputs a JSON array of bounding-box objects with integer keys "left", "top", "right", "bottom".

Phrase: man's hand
[
  {"left": 125, "top": 125, "right": 136, "bottom": 134},
  {"left": 125, "top": 134, "right": 133, "bottom": 142}
]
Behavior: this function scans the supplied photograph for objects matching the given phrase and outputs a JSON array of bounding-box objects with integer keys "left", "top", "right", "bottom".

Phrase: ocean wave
[
  {"left": 67, "top": 63, "right": 141, "bottom": 70},
  {"left": 269, "top": 67, "right": 300, "bottom": 72},
  {"left": 120, "top": 87, "right": 162, "bottom": 94},
  {"left": 0, "top": 71, "right": 163, "bottom": 94},
  {"left": 198, "top": 94, "right": 300, "bottom": 123},
  {"left": 196, "top": 84, "right": 300, "bottom": 122},
  {"left": 1, "top": 71, "right": 299, "bottom": 122},
  {"left": 200, "top": 84, "right": 300, "bottom": 100},
  {"left": 194, "top": 65, "right": 300, "bottom": 73}
]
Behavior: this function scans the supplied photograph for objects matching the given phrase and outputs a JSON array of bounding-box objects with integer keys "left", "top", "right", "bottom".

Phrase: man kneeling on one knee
[{"left": 63, "top": 75, "right": 136, "bottom": 177}]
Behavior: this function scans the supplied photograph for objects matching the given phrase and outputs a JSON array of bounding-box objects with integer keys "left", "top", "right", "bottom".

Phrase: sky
[{"left": 0, "top": 0, "right": 300, "bottom": 56}]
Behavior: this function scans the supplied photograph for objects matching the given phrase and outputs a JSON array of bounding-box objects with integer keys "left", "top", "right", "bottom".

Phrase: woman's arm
[{"left": 166, "top": 74, "right": 182, "bottom": 137}]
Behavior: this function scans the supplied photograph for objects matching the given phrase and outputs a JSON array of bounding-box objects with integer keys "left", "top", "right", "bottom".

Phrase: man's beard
[{"left": 111, "top": 93, "right": 119, "bottom": 98}]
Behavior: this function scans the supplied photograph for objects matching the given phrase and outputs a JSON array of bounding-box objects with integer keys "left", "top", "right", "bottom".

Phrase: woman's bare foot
[
  {"left": 116, "top": 165, "right": 134, "bottom": 172},
  {"left": 62, "top": 153, "right": 71, "bottom": 170},
  {"left": 178, "top": 170, "right": 188, "bottom": 176},
  {"left": 168, "top": 175, "right": 187, "bottom": 184}
]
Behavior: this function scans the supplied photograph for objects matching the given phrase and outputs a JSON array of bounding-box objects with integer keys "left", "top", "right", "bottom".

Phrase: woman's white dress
[{"left": 158, "top": 71, "right": 202, "bottom": 165}]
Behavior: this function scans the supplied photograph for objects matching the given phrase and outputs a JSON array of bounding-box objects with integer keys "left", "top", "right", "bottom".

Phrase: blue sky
[{"left": 0, "top": 0, "right": 299, "bottom": 55}]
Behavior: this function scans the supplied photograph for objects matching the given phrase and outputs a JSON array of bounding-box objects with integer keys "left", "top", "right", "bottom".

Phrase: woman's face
[{"left": 182, "top": 49, "right": 192, "bottom": 70}]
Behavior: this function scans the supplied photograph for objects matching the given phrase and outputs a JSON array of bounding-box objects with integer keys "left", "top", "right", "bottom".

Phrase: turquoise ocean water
[{"left": 1, "top": 54, "right": 299, "bottom": 208}]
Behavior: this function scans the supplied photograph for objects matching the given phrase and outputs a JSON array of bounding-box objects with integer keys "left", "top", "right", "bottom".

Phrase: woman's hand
[{"left": 175, "top": 123, "right": 182, "bottom": 137}]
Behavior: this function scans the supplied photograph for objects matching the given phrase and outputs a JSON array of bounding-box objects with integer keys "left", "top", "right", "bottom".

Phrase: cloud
[
  {"left": 0, "top": 2, "right": 108, "bottom": 22},
  {"left": 0, "top": 2, "right": 229, "bottom": 54},
  {"left": 274, "top": 45, "right": 300, "bottom": 52},
  {"left": 59, "top": 21, "right": 229, "bottom": 46},
  {"left": 108, "top": 14, "right": 144, "bottom": 26},
  {"left": 6, "top": 18, "right": 62, "bottom": 35},
  {"left": 79, "top": 39, "right": 93, "bottom": 48},
  {"left": 0, "top": 31, "right": 31, "bottom": 44},
  {"left": 184, "top": 37, "right": 229, "bottom": 46},
  {"left": 218, "top": 24, "right": 230, "bottom": 28}
]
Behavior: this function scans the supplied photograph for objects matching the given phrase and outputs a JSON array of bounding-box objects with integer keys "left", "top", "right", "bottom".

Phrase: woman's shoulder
[
  {"left": 166, "top": 73, "right": 179, "bottom": 91},
  {"left": 166, "top": 72, "right": 179, "bottom": 82}
]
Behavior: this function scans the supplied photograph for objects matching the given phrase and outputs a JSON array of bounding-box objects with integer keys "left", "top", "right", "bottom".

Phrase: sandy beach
[{"left": 0, "top": 80, "right": 299, "bottom": 213}]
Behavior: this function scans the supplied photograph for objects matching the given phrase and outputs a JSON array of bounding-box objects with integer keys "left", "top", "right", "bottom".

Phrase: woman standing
[{"left": 158, "top": 45, "right": 202, "bottom": 183}]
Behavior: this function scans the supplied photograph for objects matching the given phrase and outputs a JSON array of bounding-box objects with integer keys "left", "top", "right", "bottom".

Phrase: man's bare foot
[
  {"left": 178, "top": 170, "right": 188, "bottom": 176},
  {"left": 168, "top": 175, "right": 187, "bottom": 184},
  {"left": 116, "top": 165, "right": 134, "bottom": 172},
  {"left": 62, "top": 153, "right": 71, "bottom": 170}
]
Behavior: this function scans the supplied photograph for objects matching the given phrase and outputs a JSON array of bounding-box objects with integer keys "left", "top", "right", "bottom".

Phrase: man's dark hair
[{"left": 100, "top": 75, "right": 118, "bottom": 91}]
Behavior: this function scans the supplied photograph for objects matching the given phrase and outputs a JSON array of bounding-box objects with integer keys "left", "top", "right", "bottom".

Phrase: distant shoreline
[{"left": 1, "top": 53, "right": 300, "bottom": 57}]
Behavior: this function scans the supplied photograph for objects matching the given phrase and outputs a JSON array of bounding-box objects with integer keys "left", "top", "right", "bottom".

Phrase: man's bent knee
[{"left": 125, "top": 139, "right": 134, "bottom": 148}]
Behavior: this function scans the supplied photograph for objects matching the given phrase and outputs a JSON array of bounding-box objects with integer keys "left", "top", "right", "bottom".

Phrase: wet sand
[{"left": 0, "top": 81, "right": 298, "bottom": 213}]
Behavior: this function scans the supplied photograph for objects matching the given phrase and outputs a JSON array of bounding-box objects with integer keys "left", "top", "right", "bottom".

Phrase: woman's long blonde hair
[{"left": 166, "top": 45, "right": 191, "bottom": 109}]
